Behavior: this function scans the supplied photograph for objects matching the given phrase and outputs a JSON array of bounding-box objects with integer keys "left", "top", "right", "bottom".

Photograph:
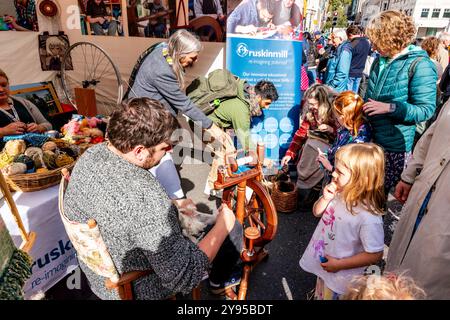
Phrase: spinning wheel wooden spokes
[
  {"left": 222, "top": 179, "right": 277, "bottom": 248},
  {"left": 214, "top": 143, "right": 278, "bottom": 300}
]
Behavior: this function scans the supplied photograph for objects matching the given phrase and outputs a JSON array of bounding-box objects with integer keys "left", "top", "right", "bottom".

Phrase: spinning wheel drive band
[
  {"left": 61, "top": 42, "right": 123, "bottom": 116},
  {"left": 222, "top": 179, "right": 278, "bottom": 247}
]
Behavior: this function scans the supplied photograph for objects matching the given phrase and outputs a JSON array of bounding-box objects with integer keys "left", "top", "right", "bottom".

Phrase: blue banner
[{"left": 226, "top": 37, "right": 303, "bottom": 163}]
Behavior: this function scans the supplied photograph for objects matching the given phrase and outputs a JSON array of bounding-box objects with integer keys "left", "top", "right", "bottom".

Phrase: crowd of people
[
  {"left": 38, "top": 8, "right": 449, "bottom": 300},
  {"left": 292, "top": 10, "right": 449, "bottom": 299}
]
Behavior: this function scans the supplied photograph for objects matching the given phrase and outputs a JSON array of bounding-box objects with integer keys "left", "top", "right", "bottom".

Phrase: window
[
  {"left": 421, "top": 8, "right": 429, "bottom": 17},
  {"left": 444, "top": 9, "right": 450, "bottom": 18},
  {"left": 432, "top": 9, "right": 441, "bottom": 18},
  {"left": 426, "top": 28, "right": 438, "bottom": 36}
]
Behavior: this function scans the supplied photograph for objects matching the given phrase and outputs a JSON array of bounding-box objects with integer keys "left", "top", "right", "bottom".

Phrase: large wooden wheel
[{"left": 222, "top": 179, "right": 277, "bottom": 249}]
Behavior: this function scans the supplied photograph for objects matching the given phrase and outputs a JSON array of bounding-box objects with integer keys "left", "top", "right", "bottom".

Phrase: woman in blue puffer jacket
[{"left": 363, "top": 10, "right": 438, "bottom": 193}]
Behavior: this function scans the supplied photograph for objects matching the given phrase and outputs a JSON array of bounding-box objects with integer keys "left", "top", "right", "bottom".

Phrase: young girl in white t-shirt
[{"left": 300, "top": 143, "right": 385, "bottom": 300}]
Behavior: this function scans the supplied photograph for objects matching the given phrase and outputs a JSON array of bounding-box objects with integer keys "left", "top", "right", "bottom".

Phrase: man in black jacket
[
  {"left": 440, "top": 64, "right": 450, "bottom": 105},
  {"left": 346, "top": 25, "right": 371, "bottom": 93}
]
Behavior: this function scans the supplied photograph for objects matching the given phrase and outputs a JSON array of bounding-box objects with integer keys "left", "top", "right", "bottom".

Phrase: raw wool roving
[
  {"left": 24, "top": 147, "right": 44, "bottom": 168},
  {"left": 43, "top": 151, "right": 57, "bottom": 170},
  {"left": 13, "top": 155, "right": 35, "bottom": 173},
  {"left": 41, "top": 141, "right": 57, "bottom": 152},
  {"left": 36, "top": 167, "right": 49, "bottom": 174},
  {"left": 0, "top": 152, "right": 14, "bottom": 169},
  {"left": 4, "top": 140, "right": 26, "bottom": 156},
  {"left": 55, "top": 154, "right": 74, "bottom": 167},
  {"left": 1, "top": 163, "right": 27, "bottom": 175}
]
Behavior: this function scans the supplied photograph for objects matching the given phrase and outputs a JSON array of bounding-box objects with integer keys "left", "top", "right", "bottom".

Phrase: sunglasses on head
[{"left": 162, "top": 144, "right": 173, "bottom": 152}]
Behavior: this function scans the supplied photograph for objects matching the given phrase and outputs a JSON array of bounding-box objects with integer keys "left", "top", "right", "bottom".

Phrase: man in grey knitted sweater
[{"left": 63, "top": 98, "right": 239, "bottom": 299}]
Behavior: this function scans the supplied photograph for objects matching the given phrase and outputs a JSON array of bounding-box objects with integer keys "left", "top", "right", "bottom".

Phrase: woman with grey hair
[
  {"left": 437, "top": 31, "right": 449, "bottom": 70},
  {"left": 324, "top": 29, "right": 352, "bottom": 93},
  {"left": 127, "top": 29, "right": 224, "bottom": 203}
]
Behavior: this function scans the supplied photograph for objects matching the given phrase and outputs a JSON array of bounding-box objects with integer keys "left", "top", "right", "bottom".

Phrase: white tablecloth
[{"left": 0, "top": 185, "right": 78, "bottom": 299}]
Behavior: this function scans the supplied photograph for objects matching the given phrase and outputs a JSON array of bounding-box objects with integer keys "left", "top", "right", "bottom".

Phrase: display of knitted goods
[
  {"left": 0, "top": 119, "right": 90, "bottom": 190},
  {"left": 0, "top": 215, "right": 32, "bottom": 300},
  {"left": 61, "top": 115, "right": 105, "bottom": 145}
]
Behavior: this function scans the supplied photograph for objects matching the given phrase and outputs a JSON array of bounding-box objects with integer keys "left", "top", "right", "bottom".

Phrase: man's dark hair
[
  {"left": 346, "top": 25, "right": 361, "bottom": 37},
  {"left": 107, "top": 97, "right": 179, "bottom": 153},
  {"left": 303, "top": 31, "right": 312, "bottom": 41},
  {"left": 255, "top": 81, "right": 279, "bottom": 101}
]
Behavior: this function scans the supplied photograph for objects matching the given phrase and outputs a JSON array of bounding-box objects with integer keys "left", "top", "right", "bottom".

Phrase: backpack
[{"left": 186, "top": 69, "right": 242, "bottom": 115}]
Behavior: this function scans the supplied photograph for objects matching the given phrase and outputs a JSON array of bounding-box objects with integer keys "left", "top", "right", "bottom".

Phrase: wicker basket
[
  {"left": 271, "top": 179, "right": 298, "bottom": 213},
  {"left": 5, "top": 162, "right": 75, "bottom": 192}
]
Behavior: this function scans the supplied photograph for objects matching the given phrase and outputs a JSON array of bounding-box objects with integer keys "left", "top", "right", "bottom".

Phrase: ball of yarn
[
  {"left": 55, "top": 154, "right": 74, "bottom": 168},
  {"left": 89, "top": 128, "right": 104, "bottom": 138},
  {"left": 51, "top": 139, "right": 70, "bottom": 149},
  {"left": 58, "top": 147, "right": 77, "bottom": 159},
  {"left": 36, "top": 167, "right": 49, "bottom": 174},
  {"left": 0, "top": 152, "right": 14, "bottom": 169},
  {"left": 24, "top": 147, "right": 44, "bottom": 169},
  {"left": 68, "top": 145, "right": 80, "bottom": 158},
  {"left": 41, "top": 141, "right": 57, "bottom": 152},
  {"left": 4, "top": 140, "right": 26, "bottom": 156},
  {"left": 2, "top": 163, "right": 27, "bottom": 175},
  {"left": 13, "top": 155, "right": 35, "bottom": 173},
  {"left": 43, "top": 151, "right": 57, "bottom": 170}
]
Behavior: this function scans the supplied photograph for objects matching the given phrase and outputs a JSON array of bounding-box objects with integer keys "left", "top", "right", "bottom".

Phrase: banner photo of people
[
  {"left": 127, "top": 0, "right": 226, "bottom": 41},
  {"left": 226, "top": 0, "right": 303, "bottom": 163},
  {"left": 0, "top": 0, "right": 39, "bottom": 32},
  {"left": 78, "top": 0, "right": 124, "bottom": 36}
]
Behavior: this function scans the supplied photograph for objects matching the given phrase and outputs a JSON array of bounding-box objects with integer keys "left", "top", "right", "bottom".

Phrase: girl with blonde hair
[
  {"left": 317, "top": 90, "right": 372, "bottom": 175},
  {"left": 300, "top": 143, "right": 386, "bottom": 299},
  {"left": 343, "top": 272, "right": 426, "bottom": 300}
]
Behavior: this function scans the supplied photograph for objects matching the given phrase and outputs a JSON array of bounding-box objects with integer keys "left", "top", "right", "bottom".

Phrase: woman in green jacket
[{"left": 363, "top": 11, "right": 438, "bottom": 193}]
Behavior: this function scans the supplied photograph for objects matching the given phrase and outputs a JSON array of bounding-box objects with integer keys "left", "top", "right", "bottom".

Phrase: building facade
[
  {"left": 358, "top": 0, "right": 450, "bottom": 35},
  {"left": 304, "top": 0, "right": 329, "bottom": 31}
]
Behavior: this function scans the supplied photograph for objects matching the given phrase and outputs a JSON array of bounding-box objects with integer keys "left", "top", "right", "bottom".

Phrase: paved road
[{"left": 46, "top": 160, "right": 398, "bottom": 300}]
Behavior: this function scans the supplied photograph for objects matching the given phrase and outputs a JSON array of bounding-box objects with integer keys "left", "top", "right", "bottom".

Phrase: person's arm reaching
[{"left": 154, "top": 69, "right": 213, "bottom": 128}]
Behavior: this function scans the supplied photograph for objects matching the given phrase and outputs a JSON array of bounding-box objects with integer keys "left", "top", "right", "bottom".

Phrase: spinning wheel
[
  {"left": 189, "top": 16, "right": 224, "bottom": 42},
  {"left": 60, "top": 42, "right": 123, "bottom": 116},
  {"left": 214, "top": 143, "right": 278, "bottom": 300},
  {"left": 222, "top": 179, "right": 277, "bottom": 248}
]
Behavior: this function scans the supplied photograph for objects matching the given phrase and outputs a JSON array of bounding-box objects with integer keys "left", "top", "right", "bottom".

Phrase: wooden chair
[
  {"left": 58, "top": 169, "right": 200, "bottom": 300},
  {"left": 188, "top": 16, "right": 224, "bottom": 42},
  {"left": 77, "top": 0, "right": 92, "bottom": 35}
]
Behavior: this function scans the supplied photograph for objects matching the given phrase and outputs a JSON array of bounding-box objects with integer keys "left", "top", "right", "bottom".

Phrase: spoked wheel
[
  {"left": 60, "top": 42, "right": 123, "bottom": 116},
  {"left": 222, "top": 180, "right": 278, "bottom": 248}
]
